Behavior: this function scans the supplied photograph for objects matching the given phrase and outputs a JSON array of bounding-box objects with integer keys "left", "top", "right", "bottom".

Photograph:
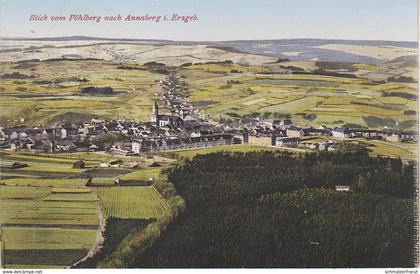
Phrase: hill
[{"left": 0, "top": 37, "right": 417, "bottom": 64}]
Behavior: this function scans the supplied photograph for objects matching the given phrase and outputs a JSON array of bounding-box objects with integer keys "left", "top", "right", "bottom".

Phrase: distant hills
[
  {"left": 5, "top": 36, "right": 416, "bottom": 47},
  {"left": 1, "top": 36, "right": 417, "bottom": 64}
]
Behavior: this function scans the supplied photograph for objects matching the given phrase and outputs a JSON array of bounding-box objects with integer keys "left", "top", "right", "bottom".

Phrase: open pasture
[
  {"left": 0, "top": 60, "right": 164, "bottom": 127},
  {"left": 179, "top": 62, "right": 417, "bottom": 130},
  {"left": 0, "top": 152, "right": 93, "bottom": 180},
  {"left": 119, "top": 167, "right": 162, "bottom": 183},
  {"left": 300, "top": 136, "right": 417, "bottom": 159},
  {"left": 1, "top": 178, "right": 87, "bottom": 187},
  {"left": 1, "top": 185, "right": 99, "bottom": 268},
  {"left": 97, "top": 186, "right": 169, "bottom": 219},
  {"left": 162, "top": 144, "right": 278, "bottom": 159}
]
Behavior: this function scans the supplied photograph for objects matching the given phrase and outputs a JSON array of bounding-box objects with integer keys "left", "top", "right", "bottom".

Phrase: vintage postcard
[{"left": 0, "top": 0, "right": 418, "bottom": 271}]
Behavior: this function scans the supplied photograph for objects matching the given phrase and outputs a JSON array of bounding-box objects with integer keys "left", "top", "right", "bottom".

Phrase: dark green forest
[{"left": 132, "top": 150, "right": 415, "bottom": 268}]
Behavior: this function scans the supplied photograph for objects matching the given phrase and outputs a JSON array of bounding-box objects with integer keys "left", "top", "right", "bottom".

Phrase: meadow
[
  {"left": 178, "top": 62, "right": 417, "bottom": 130},
  {"left": 0, "top": 151, "right": 99, "bottom": 180},
  {"left": 161, "top": 144, "right": 279, "bottom": 159},
  {"left": 1, "top": 185, "right": 99, "bottom": 268},
  {"left": 0, "top": 151, "right": 119, "bottom": 268},
  {"left": 97, "top": 186, "right": 170, "bottom": 219},
  {"left": 119, "top": 167, "right": 162, "bottom": 185},
  {"left": 158, "top": 140, "right": 417, "bottom": 160},
  {"left": 0, "top": 151, "right": 146, "bottom": 180},
  {"left": 0, "top": 56, "right": 417, "bottom": 131},
  {"left": 0, "top": 60, "right": 164, "bottom": 127},
  {"left": 0, "top": 150, "right": 174, "bottom": 268},
  {"left": 301, "top": 136, "right": 417, "bottom": 160}
]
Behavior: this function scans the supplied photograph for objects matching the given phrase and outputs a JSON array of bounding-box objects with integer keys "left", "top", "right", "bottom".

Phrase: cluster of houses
[
  {"left": 0, "top": 125, "right": 79, "bottom": 152},
  {"left": 131, "top": 134, "right": 241, "bottom": 154},
  {"left": 0, "top": 114, "right": 416, "bottom": 155},
  {"left": 247, "top": 118, "right": 416, "bottom": 149},
  {"left": 0, "top": 74, "right": 416, "bottom": 155},
  {"left": 0, "top": 119, "right": 242, "bottom": 155},
  {"left": 0, "top": 75, "right": 242, "bottom": 155},
  {"left": 156, "top": 74, "right": 206, "bottom": 125},
  {"left": 255, "top": 119, "right": 415, "bottom": 141}
]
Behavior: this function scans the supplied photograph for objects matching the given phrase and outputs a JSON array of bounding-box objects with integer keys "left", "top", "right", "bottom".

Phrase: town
[
  {"left": 1, "top": 0, "right": 417, "bottom": 268},
  {"left": 0, "top": 74, "right": 416, "bottom": 156}
]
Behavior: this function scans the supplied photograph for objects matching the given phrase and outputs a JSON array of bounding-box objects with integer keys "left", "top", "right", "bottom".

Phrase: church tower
[{"left": 151, "top": 101, "right": 159, "bottom": 124}]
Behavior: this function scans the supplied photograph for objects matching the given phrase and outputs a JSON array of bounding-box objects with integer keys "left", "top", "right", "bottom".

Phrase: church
[{"left": 151, "top": 101, "right": 183, "bottom": 128}]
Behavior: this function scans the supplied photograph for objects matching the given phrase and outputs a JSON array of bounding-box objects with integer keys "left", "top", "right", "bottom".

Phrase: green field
[
  {"left": 119, "top": 167, "right": 161, "bottom": 181},
  {"left": 1, "top": 178, "right": 87, "bottom": 187},
  {"left": 51, "top": 187, "right": 92, "bottom": 193},
  {"left": 1, "top": 58, "right": 417, "bottom": 130},
  {"left": 0, "top": 151, "right": 172, "bottom": 268},
  {"left": 178, "top": 62, "right": 417, "bottom": 130},
  {"left": 366, "top": 140, "right": 418, "bottom": 159},
  {"left": 1, "top": 186, "right": 99, "bottom": 227},
  {"left": 162, "top": 140, "right": 416, "bottom": 160},
  {"left": 97, "top": 186, "right": 170, "bottom": 219},
  {"left": 90, "top": 177, "right": 118, "bottom": 186},
  {"left": 1, "top": 185, "right": 99, "bottom": 268},
  {"left": 0, "top": 151, "right": 104, "bottom": 268},
  {"left": 0, "top": 60, "right": 165, "bottom": 128},
  {"left": 0, "top": 152, "right": 93, "bottom": 180},
  {"left": 301, "top": 136, "right": 417, "bottom": 159},
  {"left": 0, "top": 152, "right": 177, "bottom": 268},
  {"left": 162, "top": 144, "right": 278, "bottom": 159},
  {"left": 0, "top": 151, "right": 143, "bottom": 182},
  {"left": 3, "top": 227, "right": 97, "bottom": 249}
]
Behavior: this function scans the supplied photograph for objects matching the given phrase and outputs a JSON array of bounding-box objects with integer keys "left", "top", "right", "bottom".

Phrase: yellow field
[{"left": 51, "top": 187, "right": 91, "bottom": 193}]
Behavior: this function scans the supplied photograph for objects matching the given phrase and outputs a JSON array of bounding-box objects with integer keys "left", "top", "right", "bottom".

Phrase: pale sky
[{"left": 0, "top": 0, "right": 418, "bottom": 41}]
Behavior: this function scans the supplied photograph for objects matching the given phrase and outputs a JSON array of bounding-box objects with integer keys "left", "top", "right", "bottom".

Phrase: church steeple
[{"left": 151, "top": 101, "right": 159, "bottom": 124}]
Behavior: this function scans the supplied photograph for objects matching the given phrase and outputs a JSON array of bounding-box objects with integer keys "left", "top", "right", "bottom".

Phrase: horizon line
[{"left": 0, "top": 35, "right": 418, "bottom": 44}]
